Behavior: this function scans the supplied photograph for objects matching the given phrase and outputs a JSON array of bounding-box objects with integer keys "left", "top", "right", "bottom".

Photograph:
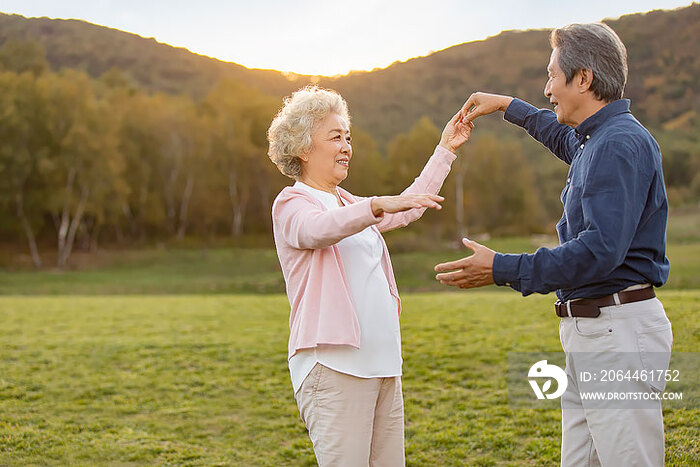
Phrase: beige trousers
[
  {"left": 559, "top": 297, "right": 672, "bottom": 467},
  {"left": 294, "top": 363, "right": 405, "bottom": 466}
]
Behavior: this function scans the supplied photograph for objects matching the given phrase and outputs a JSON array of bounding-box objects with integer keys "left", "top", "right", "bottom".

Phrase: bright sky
[{"left": 0, "top": 0, "right": 693, "bottom": 76}]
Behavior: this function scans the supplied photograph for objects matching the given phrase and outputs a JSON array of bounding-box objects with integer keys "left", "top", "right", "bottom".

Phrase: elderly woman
[{"left": 268, "top": 86, "right": 471, "bottom": 466}]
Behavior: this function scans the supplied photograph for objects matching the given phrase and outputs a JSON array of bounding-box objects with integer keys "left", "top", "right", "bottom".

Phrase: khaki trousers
[
  {"left": 559, "top": 297, "right": 672, "bottom": 467},
  {"left": 294, "top": 363, "right": 405, "bottom": 466}
]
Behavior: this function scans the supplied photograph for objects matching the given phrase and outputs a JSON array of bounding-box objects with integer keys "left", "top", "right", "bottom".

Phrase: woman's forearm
[
  {"left": 274, "top": 193, "right": 382, "bottom": 250},
  {"left": 376, "top": 146, "right": 456, "bottom": 232}
]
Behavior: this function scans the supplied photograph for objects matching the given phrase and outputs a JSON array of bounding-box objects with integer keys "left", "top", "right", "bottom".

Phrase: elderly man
[{"left": 435, "top": 23, "right": 672, "bottom": 466}]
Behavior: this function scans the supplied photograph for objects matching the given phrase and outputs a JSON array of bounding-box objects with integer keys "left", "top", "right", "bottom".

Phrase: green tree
[
  {"left": 38, "top": 70, "right": 126, "bottom": 267},
  {"left": 0, "top": 40, "right": 48, "bottom": 76},
  {"left": 461, "top": 133, "right": 543, "bottom": 236},
  {"left": 152, "top": 94, "right": 200, "bottom": 240},
  {"left": 117, "top": 93, "right": 167, "bottom": 242},
  {"left": 200, "top": 80, "right": 279, "bottom": 237},
  {"left": 656, "top": 128, "right": 700, "bottom": 207},
  {"left": 385, "top": 117, "right": 446, "bottom": 239},
  {"left": 0, "top": 71, "right": 48, "bottom": 267},
  {"left": 386, "top": 117, "right": 442, "bottom": 194}
]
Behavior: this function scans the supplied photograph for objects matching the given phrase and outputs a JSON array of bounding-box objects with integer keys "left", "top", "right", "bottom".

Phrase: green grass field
[
  {"left": 1, "top": 292, "right": 698, "bottom": 465},
  {"left": 1, "top": 238, "right": 698, "bottom": 295},
  {"left": 2, "top": 212, "right": 699, "bottom": 464}
]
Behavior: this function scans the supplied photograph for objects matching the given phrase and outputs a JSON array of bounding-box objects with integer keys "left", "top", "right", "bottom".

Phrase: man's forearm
[{"left": 504, "top": 99, "right": 576, "bottom": 164}]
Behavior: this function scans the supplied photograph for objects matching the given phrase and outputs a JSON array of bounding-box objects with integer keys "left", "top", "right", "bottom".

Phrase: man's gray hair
[{"left": 550, "top": 23, "right": 628, "bottom": 102}]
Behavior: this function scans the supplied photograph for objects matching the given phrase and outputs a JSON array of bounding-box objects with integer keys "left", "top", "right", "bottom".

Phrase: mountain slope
[
  {"left": 1, "top": 4, "right": 697, "bottom": 144},
  {"left": 0, "top": 13, "right": 309, "bottom": 97},
  {"left": 323, "top": 5, "right": 699, "bottom": 142}
]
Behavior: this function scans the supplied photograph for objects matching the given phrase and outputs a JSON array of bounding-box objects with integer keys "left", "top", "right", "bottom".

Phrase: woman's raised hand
[
  {"left": 439, "top": 111, "right": 475, "bottom": 153},
  {"left": 371, "top": 194, "right": 444, "bottom": 216}
]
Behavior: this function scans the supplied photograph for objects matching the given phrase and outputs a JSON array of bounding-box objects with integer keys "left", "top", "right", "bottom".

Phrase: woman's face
[{"left": 301, "top": 113, "right": 352, "bottom": 188}]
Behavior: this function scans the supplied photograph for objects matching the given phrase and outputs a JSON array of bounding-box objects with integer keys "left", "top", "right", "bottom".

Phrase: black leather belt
[{"left": 555, "top": 287, "right": 656, "bottom": 318}]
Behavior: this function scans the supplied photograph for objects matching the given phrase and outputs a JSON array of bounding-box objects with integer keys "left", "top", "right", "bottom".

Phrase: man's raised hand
[{"left": 459, "top": 92, "right": 514, "bottom": 124}]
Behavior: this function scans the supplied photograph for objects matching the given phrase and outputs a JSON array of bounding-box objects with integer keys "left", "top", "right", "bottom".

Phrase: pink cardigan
[{"left": 272, "top": 145, "right": 457, "bottom": 358}]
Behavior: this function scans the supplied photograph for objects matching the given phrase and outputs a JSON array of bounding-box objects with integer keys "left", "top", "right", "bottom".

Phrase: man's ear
[{"left": 577, "top": 69, "right": 594, "bottom": 93}]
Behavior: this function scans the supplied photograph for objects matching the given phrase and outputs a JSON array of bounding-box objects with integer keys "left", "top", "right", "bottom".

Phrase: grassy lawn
[
  {"left": 1, "top": 238, "right": 698, "bottom": 294},
  {"left": 0, "top": 249, "right": 287, "bottom": 295},
  {"left": 1, "top": 292, "right": 698, "bottom": 465}
]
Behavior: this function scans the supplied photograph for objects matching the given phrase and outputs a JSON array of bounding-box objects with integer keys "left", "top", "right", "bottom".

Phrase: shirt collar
[{"left": 575, "top": 99, "right": 631, "bottom": 140}]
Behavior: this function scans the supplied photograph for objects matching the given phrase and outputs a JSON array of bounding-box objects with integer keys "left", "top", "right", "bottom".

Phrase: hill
[
  {"left": 324, "top": 5, "right": 699, "bottom": 142},
  {"left": 0, "top": 5, "right": 697, "bottom": 263},
  {"left": 0, "top": 13, "right": 309, "bottom": 98},
  {"left": 0, "top": 4, "right": 698, "bottom": 144}
]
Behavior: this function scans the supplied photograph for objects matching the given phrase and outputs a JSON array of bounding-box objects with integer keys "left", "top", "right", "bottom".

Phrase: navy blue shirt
[{"left": 492, "top": 98, "right": 670, "bottom": 301}]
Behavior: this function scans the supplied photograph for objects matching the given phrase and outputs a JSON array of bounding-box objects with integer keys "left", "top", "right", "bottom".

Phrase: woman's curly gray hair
[{"left": 267, "top": 85, "right": 350, "bottom": 179}]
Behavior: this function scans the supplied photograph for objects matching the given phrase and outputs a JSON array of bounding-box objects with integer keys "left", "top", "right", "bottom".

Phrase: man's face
[{"left": 544, "top": 48, "right": 582, "bottom": 127}]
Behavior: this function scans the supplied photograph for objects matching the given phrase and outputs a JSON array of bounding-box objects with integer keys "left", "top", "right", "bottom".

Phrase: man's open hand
[{"left": 434, "top": 238, "right": 497, "bottom": 289}]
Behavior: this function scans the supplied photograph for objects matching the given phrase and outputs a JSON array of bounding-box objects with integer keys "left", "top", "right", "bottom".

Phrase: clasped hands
[
  {"left": 432, "top": 92, "right": 514, "bottom": 289},
  {"left": 371, "top": 105, "right": 476, "bottom": 217},
  {"left": 376, "top": 92, "right": 512, "bottom": 289}
]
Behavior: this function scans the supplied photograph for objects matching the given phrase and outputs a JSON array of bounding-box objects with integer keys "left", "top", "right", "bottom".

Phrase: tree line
[
  {"left": 0, "top": 42, "right": 288, "bottom": 267},
  {"left": 0, "top": 41, "right": 697, "bottom": 268}
]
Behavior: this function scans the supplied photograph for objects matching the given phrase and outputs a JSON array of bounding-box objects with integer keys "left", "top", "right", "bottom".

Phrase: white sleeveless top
[{"left": 288, "top": 182, "right": 402, "bottom": 393}]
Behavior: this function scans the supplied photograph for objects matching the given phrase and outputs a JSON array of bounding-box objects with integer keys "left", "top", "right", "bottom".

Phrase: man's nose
[{"left": 544, "top": 83, "right": 552, "bottom": 98}]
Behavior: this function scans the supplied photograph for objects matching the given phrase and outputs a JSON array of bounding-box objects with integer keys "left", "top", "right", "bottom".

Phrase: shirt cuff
[
  {"left": 434, "top": 144, "right": 458, "bottom": 162},
  {"left": 504, "top": 98, "right": 535, "bottom": 127},
  {"left": 492, "top": 253, "right": 521, "bottom": 290}
]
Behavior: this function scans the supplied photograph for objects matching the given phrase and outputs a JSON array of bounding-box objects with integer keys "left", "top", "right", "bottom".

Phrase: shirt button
[
  {"left": 505, "top": 282, "right": 511, "bottom": 286},
  {"left": 580, "top": 144, "right": 585, "bottom": 149},
  {"left": 586, "top": 135, "right": 591, "bottom": 140},
  {"left": 567, "top": 178, "right": 571, "bottom": 183}
]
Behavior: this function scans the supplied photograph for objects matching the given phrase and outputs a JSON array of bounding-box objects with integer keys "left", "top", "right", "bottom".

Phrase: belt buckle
[{"left": 555, "top": 300, "right": 573, "bottom": 318}]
